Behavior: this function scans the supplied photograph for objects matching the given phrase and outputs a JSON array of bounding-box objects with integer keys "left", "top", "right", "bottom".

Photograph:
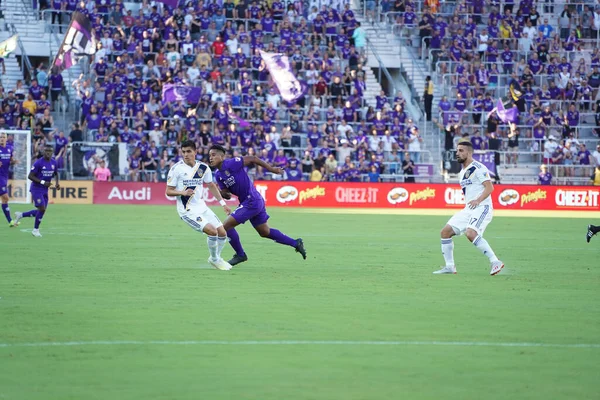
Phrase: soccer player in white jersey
[
  {"left": 434, "top": 140, "right": 504, "bottom": 276},
  {"left": 166, "top": 140, "right": 233, "bottom": 271}
]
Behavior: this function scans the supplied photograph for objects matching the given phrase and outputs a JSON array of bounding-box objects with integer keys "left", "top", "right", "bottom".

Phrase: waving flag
[
  {"left": 226, "top": 104, "right": 250, "bottom": 128},
  {"left": 162, "top": 84, "right": 202, "bottom": 104},
  {"left": 260, "top": 50, "right": 306, "bottom": 103},
  {"left": 0, "top": 35, "right": 18, "bottom": 58},
  {"left": 486, "top": 99, "right": 518, "bottom": 123},
  {"left": 51, "top": 12, "right": 97, "bottom": 73}
]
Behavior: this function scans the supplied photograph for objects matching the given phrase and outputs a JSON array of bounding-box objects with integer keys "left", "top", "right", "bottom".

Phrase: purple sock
[
  {"left": 267, "top": 229, "right": 298, "bottom": 247},
  {"left": 226, "top": 228, "right": 246, "bottom": 256},
  {"left": 1, "top": 204, "right": 11, "bottom": 223},
  {"left": 23, "top": 209, "right": 37, "bottom": 218},
  {"left": 34, "top": 210, "right": 45, "bottom": 229}
]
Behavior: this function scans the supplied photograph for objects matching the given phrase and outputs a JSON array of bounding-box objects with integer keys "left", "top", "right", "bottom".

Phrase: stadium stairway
[
  {"left": 5, "top": 0, "right": 81, "bottom": 127},
  {"left": 355, "top": 15, "right": 441, "bottom": 167},
  {"left": 0, "top": 31, "right": 26, "bottom": 92}
]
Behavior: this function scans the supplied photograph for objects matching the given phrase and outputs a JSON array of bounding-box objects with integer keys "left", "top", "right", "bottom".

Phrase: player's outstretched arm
[
  {"left": 206, "top": 182, "right": 231, "bottom": 215},
  {"left": 243, "top": 156, "right": 284, "bottom": 175}
]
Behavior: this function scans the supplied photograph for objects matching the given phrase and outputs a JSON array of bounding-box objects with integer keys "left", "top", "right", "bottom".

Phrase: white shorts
[
  {"left": 447, "top": 205, "right": 493, "bottom": 236},
  {"left": 180, "top": 208, "right": 223, "bottom": 233}
]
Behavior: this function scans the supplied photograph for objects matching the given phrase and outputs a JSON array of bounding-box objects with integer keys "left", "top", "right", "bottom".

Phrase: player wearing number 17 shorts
[{"left": 433, "top": 140, "right": 504, "bottom": 276}]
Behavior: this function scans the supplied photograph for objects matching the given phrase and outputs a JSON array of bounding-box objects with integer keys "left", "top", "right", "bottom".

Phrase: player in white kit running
[
  {"left": 166, "top": 140, "right": 233, "bottom": 271},
  {"left": 434, "top": 140, "right": 504, "bottom": 276}
]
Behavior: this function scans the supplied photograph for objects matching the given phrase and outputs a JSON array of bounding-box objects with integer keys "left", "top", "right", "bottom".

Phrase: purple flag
[
  {"left": 226, "top": 104, "right": 250, "bottom": 128},
  {"left": 260, "top": 50, "right": 306, "bottom": 103},
  {"left": 442, "top": 110, "right": 463, "bottom": 125},
  {"left": 156, "top": 0, "right": 178, "bottom": 7},
  {"left": 473, "top": 151, "right": 497, "bottom": 177},
  {"left": 487, "top": 99, "right": 518, "bottom": 123},
  {"left": 51, "top": 12, "right": 96, "bottom": 73},
  {"left": 162, "top": 84, "right": 202, "bottom": 104}
]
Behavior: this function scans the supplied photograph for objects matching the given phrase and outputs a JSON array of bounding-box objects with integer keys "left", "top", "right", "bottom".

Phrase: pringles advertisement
[{"left": 91, "top": 181, "right": 598, "bottom": 211}]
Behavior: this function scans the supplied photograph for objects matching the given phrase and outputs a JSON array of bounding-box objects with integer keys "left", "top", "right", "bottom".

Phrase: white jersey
[
  {"left": 167, "top": 160, "right": 213, "bottom": 216},
  {"left": 459, "top": 160, "right": 493, "bottom": 208}
]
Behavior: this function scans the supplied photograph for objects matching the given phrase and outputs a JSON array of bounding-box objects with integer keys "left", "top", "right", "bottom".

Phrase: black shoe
[
  {"left": 228, "top": 253, "right": 248, "bottom": 266},
  {"left": 295, "top": 238, "right": 307, "bottom": 260},
  {"left": 587, "top": 225, "right": 596, "bottom": 243}
]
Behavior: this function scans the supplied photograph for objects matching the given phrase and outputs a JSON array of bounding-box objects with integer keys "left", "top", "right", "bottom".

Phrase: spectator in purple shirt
[
  {"left": 538, "top": 164, "right": 552, "bottom": 185},
  {"left": 578, "top": 144, "right": 591, "bottom": 165}
]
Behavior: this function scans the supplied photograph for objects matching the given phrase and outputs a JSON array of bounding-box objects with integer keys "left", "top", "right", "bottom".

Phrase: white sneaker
[
  {"left": 490, "top": 260, "right": 504, "bottom": 276},
  {"left": 31, "top": 229, "right": 42, "bottom": 238},
  {"left": 14, "top": 212, "right": 23, "bottom": 225},
  {"left": 433, "top": 266, "right": 457, "bottom": 274},
  {"left": 208, "top": 257, "right": 232, "bottom": 271}
]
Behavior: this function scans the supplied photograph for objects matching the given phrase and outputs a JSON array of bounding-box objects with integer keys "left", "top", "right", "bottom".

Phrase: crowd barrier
[{"left": 84, "top": 181, "right": 599, "bottom": 211}]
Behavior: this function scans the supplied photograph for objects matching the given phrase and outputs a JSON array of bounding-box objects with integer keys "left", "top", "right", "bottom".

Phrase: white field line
[{"left": 0, "top": 340, "right": 598, "bottom": 349}]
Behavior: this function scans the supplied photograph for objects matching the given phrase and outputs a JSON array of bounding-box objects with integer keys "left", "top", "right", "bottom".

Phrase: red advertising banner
[{"left": 94, "top": 181, "right": 599, "bottom": 211}]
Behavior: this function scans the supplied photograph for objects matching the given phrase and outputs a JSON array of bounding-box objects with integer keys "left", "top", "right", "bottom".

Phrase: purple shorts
[
  {"left": 31, "top": 190, "right": 49, "bottom": 208},
  {"left": 231, "top": 200, "right": 270, "bottom": 227},
  {"left": 0, "top": 177, "right": 7, "bottom": 196}
]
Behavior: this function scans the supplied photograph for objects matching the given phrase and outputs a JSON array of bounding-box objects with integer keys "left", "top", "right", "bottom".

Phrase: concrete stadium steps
[
  {"left": 355, "top": 14, "right": 442, "bottom": 170},
  {"left": 361, "top": 66, "right": 381, "bottom": 109},
  {"left": 0, "top": 31, "right": 26, "bottom": 92},
  {"left": 497, "top": 165, "right": 540, "bottom": 184},
  {"left": 3, "top": 0, "right": 45, "bottom": 40}
]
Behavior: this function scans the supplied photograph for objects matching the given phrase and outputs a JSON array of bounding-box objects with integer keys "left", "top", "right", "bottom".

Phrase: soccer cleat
[
  {"left": 8, "top": 220, "right": 18, "bottom": 227},
  {"left": 208, "top": 257, "right": 232, "bottom": 271},
  {"left": 228, "top": 253, "right": 248, "bottom": 266},
  {"left": 490, "top": 260, "right": 504, "bottom": 276},
  {"left": 31, "top": 229, "right": 42, "bottom": 238},
  {"left": 295, "top": 238, "right": 307, "bottom": 259},
  {"left": 587, "top": 225, "right": 596, "bottom": 243},
  {"left": 14, "top": 211, "right": 23, "bottom": 225},
  {"left": 433, "top": 266, "right": 457, "bottom": 274}
]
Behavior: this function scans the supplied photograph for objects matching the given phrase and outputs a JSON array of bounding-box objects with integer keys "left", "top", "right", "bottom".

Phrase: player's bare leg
[
  {"left": 254, "top": 223, "right": 306, "bottom": 259},
  {"left": 465, "top": 228, "right": 504, "bottom": 275},
  {"left": 434, "top": 224, "right": 457, "bottom": 274},
  {"left": 203, "top": 224, "right": 231, "bottom": 271},
  {"left": 1, "top": 193, "right": 16, "bottom": 227},
  {"left": 222, "top": 216, "right": 248, "bottom": 266}
]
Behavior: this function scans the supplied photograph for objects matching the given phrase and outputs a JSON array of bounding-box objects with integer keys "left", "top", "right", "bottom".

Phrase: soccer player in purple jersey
[
  {"left": 0, "top": 132, "right": 19, "bottom": 227},
  {"left": 208, "top": 144, "right": 307, "bottom": 266},
  {"left": 587, "top": 225, "right": 599, "bottom": 243},
  {"left": 14, "top": 145, "right": 59, "bottom": 237}
]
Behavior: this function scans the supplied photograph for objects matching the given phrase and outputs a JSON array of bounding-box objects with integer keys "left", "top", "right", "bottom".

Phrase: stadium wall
[{"left": 90, "top": 181, "right": 599, "bottom": 212}]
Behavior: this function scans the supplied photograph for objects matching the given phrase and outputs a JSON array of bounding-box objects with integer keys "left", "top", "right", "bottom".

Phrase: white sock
[
  {"left": 217, "top": 236, "right": 227, "bottom": 258},
  {"left": 473, "top": 235, "right": 499, "bottom": 262},
  {"left": 441, "top": 238, "right": 455, "bottom": 267},
  {"left": 207, "top": 236, "right": 219, "bottom": 261}
]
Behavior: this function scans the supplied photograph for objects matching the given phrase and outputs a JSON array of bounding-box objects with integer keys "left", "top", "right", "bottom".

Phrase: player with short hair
[
  {"left": 166, "top": 140, "right": 232, "bottom": 271},
  {"left": 587, "top": 225, "right": 599, "bottom": 243},
  {"left": 434, "top": 139, "right": 504, "bottom": 275},
  {"left": 14, "top": 145, "right": 60, "bottom": 237},
  {"left": 208, "top": 144, "right": 306, "bottom": 266},
  {"left": 0, "top": 132, "right": 18, "bottom": 227}
]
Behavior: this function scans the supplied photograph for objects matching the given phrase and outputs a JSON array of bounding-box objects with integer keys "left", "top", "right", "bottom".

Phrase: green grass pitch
[{"left": 0, "top": 204, "right": 598, "bottom": 400}]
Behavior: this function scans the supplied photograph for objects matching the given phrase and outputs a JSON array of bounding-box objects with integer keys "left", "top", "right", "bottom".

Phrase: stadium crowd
[
  {"left": 383, "top": 0, "right": 600, "bottom": 183},
  {"left": 31, "top": 0, "right": 431, "bottom": 183}
]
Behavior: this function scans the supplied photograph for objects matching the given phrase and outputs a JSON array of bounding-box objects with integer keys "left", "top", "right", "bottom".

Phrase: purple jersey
[
  {"left": 30, "top": 157, "right": 58, "bottom": 192},
  {"left": 215, "top": 157, "right": 263, "bottom": 204},
  {"left": 0, "top": 145, "right": 12, "bottom": 179}
]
